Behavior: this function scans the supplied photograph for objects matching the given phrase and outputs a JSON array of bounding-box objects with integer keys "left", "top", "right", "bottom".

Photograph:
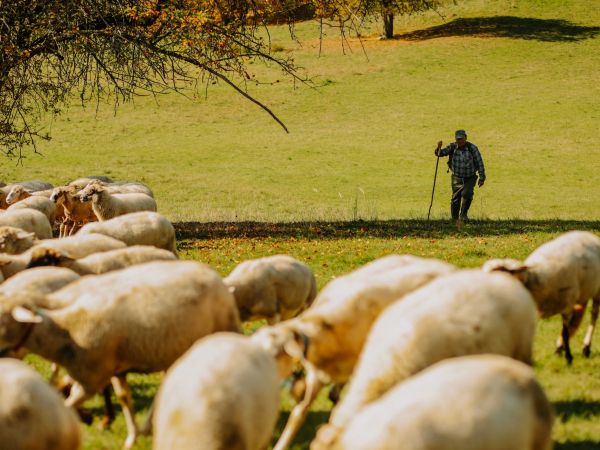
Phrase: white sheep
[
  {"left": 0, "top": 359, "right": 81, "bottom": 450},
  {"left": 5, "top": 185, "right": 53, "bottom": 204},
  {"left": 311, "top": 270, "right": 537, "bottom": 449},
  {"left": 67, "top": 176, "right": 114, "bottom": 190},
  {"left": 78, "top": 182, "right": 157, "bottom": 221},
  {"left": 0, "top": 208, "right": 53, "bottom": 239},
  {"left": 0, "top": 180, "right": 53, "bottom": 209},
  {"left": 0, "top": 226, "right": 36, "bottom": 254},
  {"left": 224, "top": 254, "right": 317, "bottom": 324},
  {"left": 29, "top": 245, "right": 177, "bottom": 275},
  {"left": 483, "top": 230, "right": 600, "bottom": 364},
  {"left": 320, "top": 355, "right": 553, "bottom": 450},
  {"left": 8, "top": 195, "right": 57, "bottom": 225},
  {"left": 154, "top": 333, "right": 280, "bottom": 450},
  {"left": 251, "top": 255, "right": 456, "bottom": 450},
  {"left": 0, "top": 234, "right": 126, "bottom": 280},
  {"left": 77, "top": 211, "right": 177, "bottom": 255},
  {"left": 0, "top": 267, "right": 80, "bottom": 298},
  {"left": 104, "top": 182, "right": 154, "bottom": 198},
  {"left": 0, "top": 260, "right": 240, "bottom": 449}
]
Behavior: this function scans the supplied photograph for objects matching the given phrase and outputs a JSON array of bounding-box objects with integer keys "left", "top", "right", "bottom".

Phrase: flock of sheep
[{"left": 0, "top": 177, "right": 599, "bottom": 450}]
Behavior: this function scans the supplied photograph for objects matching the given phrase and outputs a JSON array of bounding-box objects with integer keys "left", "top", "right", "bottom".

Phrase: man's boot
[
  {"left": 451, "top": 202, "right": 460, "bottom": 222},
  {"left": 460, "top": 196, "right": 472, "bottom": 223}
]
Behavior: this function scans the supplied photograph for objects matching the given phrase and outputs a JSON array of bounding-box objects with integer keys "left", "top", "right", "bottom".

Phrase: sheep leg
[
  {"left": 583, "top": 297, "right": 600, "bottom": 357},
  {"left": 59, "top": 220, "right": 68, "bottom": 238},
  {"left": 561, "top": 315, "right": 573, "bottom": 365},
  {"left": 556, "top": 304, "right": 586, "bottom": 354},
  {"left": 111, "top": 375, "right": 139, "bottom": 450},
  {"left": 328, "top": 383, "right": 345, "bottom": 405},
  {"left": 64, "top": 382, "right": 94, "bottom": 424},
  {"left": 99, "top": 386, "right": 116, "bottom": 430},
  {"left": 273, "top": 366, "right": 324, "bottom": 450},
  {"left": 68, "top": 222, "right": 78, "bottom": 236},
  {"left": 139, "top": 401, "right": 155, "bottom": 436},
  {"left": 49, "top": 363, "right": 60, "bottom": 386}
]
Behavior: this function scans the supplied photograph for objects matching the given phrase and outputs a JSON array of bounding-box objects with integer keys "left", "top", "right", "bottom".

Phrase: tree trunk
[{"left": 383, "top": 13, "right": 394, "bottom": 39}]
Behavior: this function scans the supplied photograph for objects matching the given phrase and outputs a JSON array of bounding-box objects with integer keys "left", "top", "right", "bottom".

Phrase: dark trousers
[{"left": 451, "top": 175, "right": 477, "bottom": 220}]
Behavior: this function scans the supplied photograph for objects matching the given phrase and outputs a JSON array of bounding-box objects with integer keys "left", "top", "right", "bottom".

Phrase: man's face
[{"left": 456, "top": 136, "right": 467, "bottom": 147}]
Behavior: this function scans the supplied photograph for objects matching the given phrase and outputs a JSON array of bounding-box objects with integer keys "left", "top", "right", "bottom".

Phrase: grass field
[
  {"left": 6, "top": 0, "right": 600, "bottom": 448},
  {"left": 2, "top": 0, "right": 600, "bottom": 222}
]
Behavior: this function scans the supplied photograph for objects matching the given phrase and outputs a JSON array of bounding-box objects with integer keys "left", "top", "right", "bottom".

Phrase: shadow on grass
[
  {"left": 175, "top": 219, "right": 600, "bottom": 241},
  {"left": 396, "top": 16, "right": 600, "bottom": 42},
  {"left": 554, "top": 399, "right": 600, "bottom": 422}
]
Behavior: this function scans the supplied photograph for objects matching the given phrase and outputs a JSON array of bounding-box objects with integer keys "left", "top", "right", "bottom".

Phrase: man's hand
[
  {"left": 478, "top": 179, "right": 485, "bottom": 187},
  {"left": 435, "top": 140, "right": 442, "bottom": 155}
]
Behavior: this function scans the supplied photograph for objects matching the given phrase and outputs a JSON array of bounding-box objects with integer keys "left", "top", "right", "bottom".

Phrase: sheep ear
[
  {"left": 12, "top": 306, "right": 43, "bottom": 324},
  {"left": 491, "top": 263, "right": 530, "bottom": 284},
  {"left": 16, "top": 230, "right": 35, "bottom": 240}
]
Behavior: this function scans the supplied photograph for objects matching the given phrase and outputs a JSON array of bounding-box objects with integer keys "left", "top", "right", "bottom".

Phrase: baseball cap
[{"left": 455, "top": 129, "right": 467, "bottom": 139}]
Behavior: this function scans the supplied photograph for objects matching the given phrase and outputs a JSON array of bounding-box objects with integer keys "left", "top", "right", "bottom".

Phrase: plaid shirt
[{"left": 437, "top": 142, "right": 486, "bottom": 181}]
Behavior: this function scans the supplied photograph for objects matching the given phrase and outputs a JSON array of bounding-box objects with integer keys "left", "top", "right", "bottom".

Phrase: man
[{"left": 435, "top": 129, "right": 486, "bottom": 223}]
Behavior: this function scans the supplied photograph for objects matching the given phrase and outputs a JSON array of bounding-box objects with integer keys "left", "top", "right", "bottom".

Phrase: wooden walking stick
[{"left": 427, "top": 141, "right": 443, "bottom": 221}]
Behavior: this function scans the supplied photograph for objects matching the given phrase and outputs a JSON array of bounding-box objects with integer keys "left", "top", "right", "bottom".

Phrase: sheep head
[
  {"left": 251, "top": 323, "right": 310, "bottom": 379},
  {"left": 0, "top": 227, "right": 36, "bottom": 255},
  {"left": 78, "top": 182, "right": 104, "bottom": 202},
  {"left": 0, "top": 301, "right": 43, "bottom": 356},
  {"left": 5, "top": 186, "right": 29, "bottom": 205}
]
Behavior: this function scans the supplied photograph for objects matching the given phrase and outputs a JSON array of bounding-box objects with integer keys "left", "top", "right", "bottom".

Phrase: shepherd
[{"left": 435, "top": 129, "right": 486, "bottom": 223}]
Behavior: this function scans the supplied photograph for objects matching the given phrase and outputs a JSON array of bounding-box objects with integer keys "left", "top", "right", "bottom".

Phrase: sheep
[
  {"left": 67, "top": 176, "right": 114, "bottom": 190},
  {"left": 319, "top": 354, "right": 553, "bottom": 450},
  {"left": 0, "top": 180, "right": 53, "bottom": 209},
  {"left": 78, "top": 182, "right": 157, "bottom": 221},
  {"left": 483, "top": 230, "right": 600, "bottom": 364},
  {"left": 0, "top": 260, "right": 240, "bottom": 449},
  {"left": 0, "top": 234, "right": 126, "bottom": 280},
  {"left": 67, "top": 178, "right": 153, "bottom": 197},
  {"left": 50, "top": 186, "right": 98, "bottom": 237},
  {"left": 28, "top": 245, "right": 177, "bottom": 275},
  {"left": 104, "top": 182, "right": 154, "bottom": 198},
  {"left": 77, "top": 211, "right": 178, "bottom": 255},
  {"left": 251, "top": 255, "right": 456, "bottom": 450},
  {"left": 0, "top": 208, "right": 53, "bottom": 239},
  {"left": 0, "top": 267, "right": 80, "bottom": 298},
  {"left": 310, "top": 270, "right": 537, "bottom": 449},
  {"left": 154, "top": 333, "right": 280, "bottom": 450},
  {"left": 0, "top": 359, "right": 81, "bottom": 450},
  {"left": 224, "top": 254, "right": 317, "bottom": 324},
  {"left": 8, "top": 195, "right": 57, "bottom": 225},
  {"left": 0, "top": 226, "right": 36, "bottom": 254},
  {"left": 5, "top": 185, "right": 53, "bottom": 205}
]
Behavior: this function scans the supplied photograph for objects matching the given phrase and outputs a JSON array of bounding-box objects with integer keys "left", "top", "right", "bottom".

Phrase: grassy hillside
[{"left": 2, "top": 0, "right": 599, "bottom": 221}]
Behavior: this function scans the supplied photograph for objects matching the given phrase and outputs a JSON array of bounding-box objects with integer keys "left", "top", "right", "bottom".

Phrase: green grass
[
  {"left": 2, "top": 0, "right": 599, "bottom": 221},
  {"left": 23, "top": 223, "right": 600, "bottom": 449}
]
